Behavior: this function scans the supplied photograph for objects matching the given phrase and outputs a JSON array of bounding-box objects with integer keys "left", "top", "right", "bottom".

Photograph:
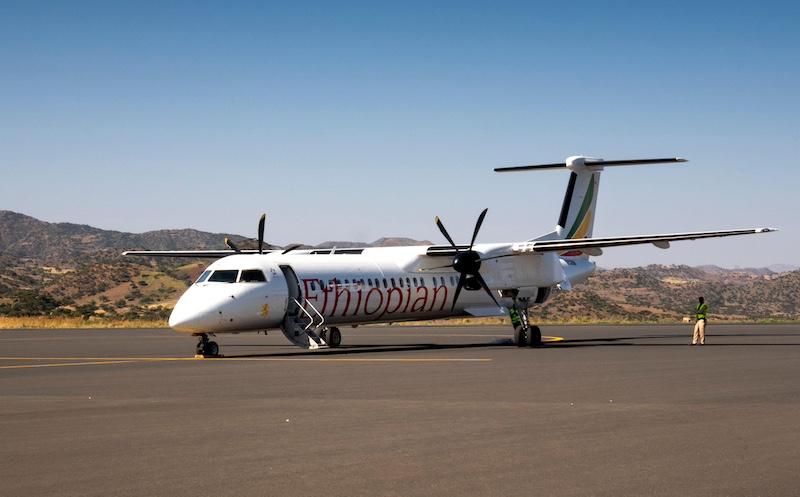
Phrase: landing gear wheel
[
  {"left": 328, "top": 327, "right": 342, "bottom": 348},
  {"left": 204, "top": 340, "right": 220, "bottom": 357},
  {"left": 528, "top": 325, "right": 542, "bottom": 348},
  {"left": 514, "top": 326, "right": 527, "bottom": 347}
]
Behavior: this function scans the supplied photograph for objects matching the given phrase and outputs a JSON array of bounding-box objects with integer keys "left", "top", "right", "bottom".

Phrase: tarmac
[{"left": 1, "top": 324, "right": 799, "bottom": 497}]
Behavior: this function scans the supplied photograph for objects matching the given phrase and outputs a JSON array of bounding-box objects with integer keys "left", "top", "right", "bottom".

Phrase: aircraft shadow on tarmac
[
  {"left": 222, "top": 341, "right": 507, "bottom": 358},
  {"left": 216, "top": 332, "right": 800, "bottom": 358}
]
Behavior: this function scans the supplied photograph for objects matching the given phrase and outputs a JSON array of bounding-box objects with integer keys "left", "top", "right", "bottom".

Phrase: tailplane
[{"left": 495, "top": 156, "right": 686, "bottom": 243}]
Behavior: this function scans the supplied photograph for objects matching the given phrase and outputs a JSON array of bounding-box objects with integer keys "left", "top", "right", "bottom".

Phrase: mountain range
[{"left": 0, "top": 210, "right": 797, "bottom": 322}]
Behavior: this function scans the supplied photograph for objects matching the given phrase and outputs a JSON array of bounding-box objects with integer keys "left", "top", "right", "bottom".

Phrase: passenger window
[
  {"left": 399, "top": 278, "right": 404, "bottom": 288},
  {"left": 239, "top": 269, "right": 266, "bottom": 282},
  {"left": 390, "top": 278, "right": 396, "bottom": 288},
  {"left": 208, "top": 270, "right": 239, "bottom": 283},
  {"left": 311, "top": 281, "right": 317, "bottom": 291},
  {"left": 383, "top": 278, "right": 388, "bottom": 288},
  {"left": 368, "top": 279, "right": 372, "bottom": 287},
  {"left": 413, "top": 277, "right": 418, "bottom": 287},
  {"left": 406, "top": 277, "right": 411, "bottom": 288},
  {"left": 421, "top": 277, "right": 426, "bottom": 287},
  {"left": 195, "top": 271, "right": 211, "bottom": 284}
]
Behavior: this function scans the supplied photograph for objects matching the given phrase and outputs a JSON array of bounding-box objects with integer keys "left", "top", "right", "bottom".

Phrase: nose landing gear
[{"left": 195, "top": 333, "right": 220, "bottom": 357}]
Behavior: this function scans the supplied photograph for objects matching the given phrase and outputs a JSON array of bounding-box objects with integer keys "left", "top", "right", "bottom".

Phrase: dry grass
[
  {"left": 0, "top": 316, "right": 167, "bottom": 329},
  {"left": 0, "top": 315, "right": 794, "bottom": 330}
]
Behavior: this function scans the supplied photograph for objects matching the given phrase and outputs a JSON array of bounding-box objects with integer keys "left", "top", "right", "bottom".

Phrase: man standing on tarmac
[{"left": 692, "top": 296, "right": 708, "bottom": 345}]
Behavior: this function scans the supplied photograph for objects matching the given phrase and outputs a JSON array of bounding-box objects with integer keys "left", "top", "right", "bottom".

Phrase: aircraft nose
[{"left": 168, "top": 298, "right": 219, "bottom": 333}]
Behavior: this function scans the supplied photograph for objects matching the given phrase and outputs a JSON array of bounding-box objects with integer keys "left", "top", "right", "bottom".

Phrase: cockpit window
[
  {"left": 195, "top": 271, "right": 211, "bottom": 284},
  {"left": 239, "top": 269, "right": 266, "bottom": 282},
  {"left": 208, "top": 270, "right": 239, "bottom": 283}
]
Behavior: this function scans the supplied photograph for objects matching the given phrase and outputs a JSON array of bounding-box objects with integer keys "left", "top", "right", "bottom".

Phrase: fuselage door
[{"left": 279, "top": 265, "right": 302, "bottom": 319}]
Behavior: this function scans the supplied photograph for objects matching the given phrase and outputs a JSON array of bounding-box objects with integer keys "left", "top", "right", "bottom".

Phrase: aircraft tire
[
  {"left": 328, "top": 327, "right": 342, "bottom": 348},
  {"left": 204, "top": 341, "right": 220, "bottom": 357},
  {"left": 528, "top": 326, "right": 542, "bottom": 348},
  {"left": 514, "top": 326, "right": 527, "bottom": 347}
]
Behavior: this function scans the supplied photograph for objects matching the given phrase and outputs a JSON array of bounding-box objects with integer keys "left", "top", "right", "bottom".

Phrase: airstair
[{"left": 281, "top": 298, "right": 328, "bottom": 349}]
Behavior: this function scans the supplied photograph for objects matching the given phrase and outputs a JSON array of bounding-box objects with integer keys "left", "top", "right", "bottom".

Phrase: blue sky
[{"left": 1, "top": 1, "right": 798, "bottom": 267}]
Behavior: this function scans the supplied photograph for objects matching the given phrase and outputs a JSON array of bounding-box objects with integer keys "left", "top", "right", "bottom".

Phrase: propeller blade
[
  {"left": 281, "top": 244, "right": 302, "bottom": 255},
  {"left": 435, "top": 216, "right": 458, "bottom": 248},
  {"left": 224, "top": 237, "right": 241, "bottom": 253},
  {"left": 450, "top": 273, "right": 467, "bottom": 312},
  {"left": 257, "top": 213, "right": 266, "bottom": 254},
  {"left": 469, "top": 208, "right": 488, "bottom": 251},
  {"left": 474, "top": 272, "right": 501, "bottom": 308}
]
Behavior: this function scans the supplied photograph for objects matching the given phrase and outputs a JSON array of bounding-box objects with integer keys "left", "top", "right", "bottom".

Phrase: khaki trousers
[{"left": 692, "top": 319, "right": 706, "bottom": 344}]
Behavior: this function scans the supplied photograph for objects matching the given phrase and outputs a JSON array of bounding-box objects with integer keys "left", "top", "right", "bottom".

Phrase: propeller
[
  {"left": 222, "top": 213, "right": 268, "bottom": 254},
  {"left": 433, "top": 208, "right": 501, "bottom": 311},
  {"left": 281, "top": 244, "right": 303, "bottom": 255},
  {"left": 224, "top": 237, "right": 241, "bottom": 253},
  {"left": 257, "top": 213, "right": 266, "bottom": 254}
]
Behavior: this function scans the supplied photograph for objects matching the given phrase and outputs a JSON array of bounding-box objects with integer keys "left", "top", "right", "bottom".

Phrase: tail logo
[{"left": 565, "top": 176, "right": 595, "bottom": 239}]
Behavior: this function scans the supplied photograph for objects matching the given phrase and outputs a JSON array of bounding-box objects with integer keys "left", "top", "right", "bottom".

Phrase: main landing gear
[
  {"left": 319, "top": 327, "right": 342, "bottom": 348},
  {"left": 511, "top": 298, "right": 542, "bottom": 348},
  {"left": 195, "top": 333, "right": 220, "bottom": 357}
]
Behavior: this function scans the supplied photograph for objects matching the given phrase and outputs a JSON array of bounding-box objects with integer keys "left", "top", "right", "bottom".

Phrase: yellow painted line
[
  {"left": 208, "top": 358, "right": 492, "bottom": 363},
  {"left": 544, "top": 336, "right": 564, "bottom": 342},
  {"left": 0, "top": 356, "right": 490, "bottom": 364},
  {"left": 0, "top": 360, "right": 136, "bottom": 370},
  {"left": 0, "top": 357, "right": 193, "bottom": 361}
]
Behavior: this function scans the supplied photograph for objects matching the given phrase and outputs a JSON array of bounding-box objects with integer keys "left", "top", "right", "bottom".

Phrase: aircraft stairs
[{"left": 281, "top": 298, "right": 328, "bottom": 349}]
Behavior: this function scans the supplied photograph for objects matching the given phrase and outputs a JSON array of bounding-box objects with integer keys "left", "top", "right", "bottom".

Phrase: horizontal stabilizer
[
  {"left": 513, "top": 228, "right": 776, "bottom": 254},
  {"left": 494, "top": 157, "right": 686, "bottom": 173}
]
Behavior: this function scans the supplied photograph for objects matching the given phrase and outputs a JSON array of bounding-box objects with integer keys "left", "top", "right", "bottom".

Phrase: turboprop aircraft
[{"left": 124, "top": 156, "right": 775, "bottom": 356}]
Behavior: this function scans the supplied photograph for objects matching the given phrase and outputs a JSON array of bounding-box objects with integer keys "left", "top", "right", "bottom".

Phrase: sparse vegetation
[{"left": 1, "top": 210, "right": 798, "bottom": 328}]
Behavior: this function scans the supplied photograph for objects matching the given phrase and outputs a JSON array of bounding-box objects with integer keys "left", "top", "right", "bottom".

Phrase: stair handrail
[
  {"left": 304, "top": 299, "right": 325, "bottom": 331},
  {"left": 293, "top": 298, "right": 315, "bottom": 330}
]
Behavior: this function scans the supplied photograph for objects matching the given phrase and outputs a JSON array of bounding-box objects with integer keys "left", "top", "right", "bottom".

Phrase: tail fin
[
  {"left": 557, "top": 157, "right": 601, "bottom": 239},
  {"left": 495, "top": 156, "right": 686, "bottom": 241}
]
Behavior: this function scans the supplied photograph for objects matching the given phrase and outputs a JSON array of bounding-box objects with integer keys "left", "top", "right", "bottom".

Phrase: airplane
[{"left": 124, "top": 156, "right": 775, "bottom": 357}]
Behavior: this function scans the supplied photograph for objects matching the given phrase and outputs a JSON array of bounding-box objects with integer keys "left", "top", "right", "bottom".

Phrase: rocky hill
[
  {"left": 0, "top": 210, "right": 797, "bottom": 322},
  {"left": 531, "top": 265, "right": 800, "bottom": 322}
]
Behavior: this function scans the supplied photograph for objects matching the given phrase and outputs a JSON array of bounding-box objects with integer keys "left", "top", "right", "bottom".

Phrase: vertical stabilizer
[{"left": 556, "top": 156, "right": 601, "bottom": 240}]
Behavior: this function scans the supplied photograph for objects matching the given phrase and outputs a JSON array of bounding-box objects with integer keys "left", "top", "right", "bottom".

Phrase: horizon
[
  {"left": 1, "top": 2, "right": 797, "bottom": 268},
  {"left": 2, "top": 208, "right": 796, "bottom": 271}
]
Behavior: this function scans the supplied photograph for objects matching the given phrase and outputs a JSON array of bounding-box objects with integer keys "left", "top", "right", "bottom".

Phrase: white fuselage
[{"left": 168, "top": 243, "right": 595, "bottom": 335}]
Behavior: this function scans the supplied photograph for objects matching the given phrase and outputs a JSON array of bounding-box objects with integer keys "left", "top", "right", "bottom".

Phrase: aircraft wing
[
  {"left": 514, "top": 228, "right": 776, "bottom": 255},
  {"left": 122, "top": 249, "right": 274, "bottom": 258}
]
